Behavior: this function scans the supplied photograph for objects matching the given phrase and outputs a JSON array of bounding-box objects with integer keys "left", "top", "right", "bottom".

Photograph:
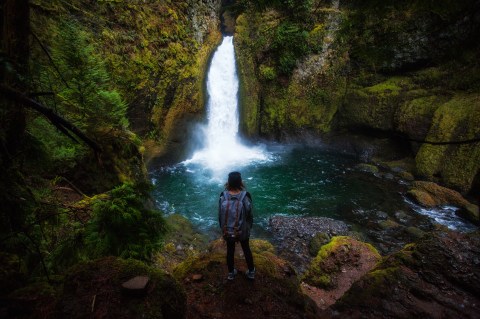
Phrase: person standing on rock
[{"left": 219, "top": 171, "right": 256, "bottom": 281}]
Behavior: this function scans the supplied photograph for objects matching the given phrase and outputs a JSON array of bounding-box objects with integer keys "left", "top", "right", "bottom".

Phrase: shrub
[{"left": 85, "top": 183, "right": 166, "bottom": 260}]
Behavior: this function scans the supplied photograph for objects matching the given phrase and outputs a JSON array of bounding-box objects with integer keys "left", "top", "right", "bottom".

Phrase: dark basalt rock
[
  {"left": 322, "top": 230, "right": 480, "bottom": 318},
  {"left": 269, "top": 216, "right": 351, "bottom": 273}
]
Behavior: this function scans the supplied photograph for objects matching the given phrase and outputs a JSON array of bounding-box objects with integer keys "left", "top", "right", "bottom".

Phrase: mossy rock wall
[
  {"left": 414, "top": 94, "right": 480, "bottom": 192},
  {"left": 31, "top": 0, "right": 222, "bottom": 162},
  {"left": 233, "top": 1, "right": 480, "bottom": 193},
  {"left": 234, "top": 8, "right": 347, "bottom": 139},
  {"left": 235, "top": 13, "right": 263, "bottom": 137}
]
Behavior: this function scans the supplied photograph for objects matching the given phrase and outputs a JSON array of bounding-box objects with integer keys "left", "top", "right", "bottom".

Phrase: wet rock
[
  {"left": 355, "top": 163, "right": 379, "bottom": 174},
  {"left": 405, "top": 226, "right": 425, "bottom": 239},
  {"left": 394, "top": 210, "right": 412, "bottom": 224},
  {"left": 375, "top": 211, "right": 388, "bottom": 220},
  {"left": 398, "top": 171, "right": 415, "bottom": 181},
  {"left": 407, "top": 188, "right": 437, "bottom": 206},
  {"left": 384, "top": 173, "right": 395, "bottom": 180},
  {"left": 408, "top": 181, "right": 479, "bottom": 224},
  {"left": 410, "top": 181, "right": 470, "bottom": 207},
  {"left": 390, "top": 166, "right": 405, "bottom": 173},
  {"left": 270, "top": 216, "right": 350, "bottom": 239},
  {"left": 379, "top": 219, "right": 401, "bottom": 230},
  {"left": 458, "top": 204, "right": 480, "bottom": 225}
]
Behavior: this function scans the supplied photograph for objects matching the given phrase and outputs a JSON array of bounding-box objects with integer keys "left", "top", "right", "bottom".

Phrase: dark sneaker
[
  {"left": 245, "top": 267, "right": 256, "bottom": 280},
  {"left": 227, "top": 269, "right": 237, "bottom": 281}
]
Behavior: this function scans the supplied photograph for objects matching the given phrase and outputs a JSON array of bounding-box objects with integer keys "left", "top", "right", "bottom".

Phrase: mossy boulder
[
  {"left": 407, "top": 181, "right": 479, "bottom": 224},
  {"left": 327, "top": 231, "right": 480, "bottom": 318},
  {"left": 303, "top": 236, "right": 381, "bottom": 289},
  {"left": 340, "top": 77, "right": 412, "bottom": 131},
  {"left": 414, "top": 93, "right": 480, "bottom": 193},
  {"left": 395, "top": 95, "right": 446, "bottom": 141},
  {"left": 308, "top": 232, "right": 331, "bottom": 257},
  {"left": 57, "top": 257, "right": 186, "bottom": 319},
  {"left": 301, "top": 236, "right": 381, "bottom": 310}
]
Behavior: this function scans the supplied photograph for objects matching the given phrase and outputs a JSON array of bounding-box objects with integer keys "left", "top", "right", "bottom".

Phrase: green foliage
[
  {"left": 26, "top": 116, "right": 87, "bottom": 173},
  {"left": 272, "top": 22, "right": 310, "bottom": 74},
  {"left": 85, "top": 183, "right": 166, "bottom": 260},
  {"left": 239, "top": 0, "right": 313, "bottom": 18},
  {"left": 259, "top": 64, "right": 277, "bottom": 81},
  {"left": 51, "top": 21, "right": 128, "bottom": 134}
]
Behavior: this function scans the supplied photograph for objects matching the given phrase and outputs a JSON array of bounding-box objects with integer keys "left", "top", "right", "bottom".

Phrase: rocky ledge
[{"left": 322, "top": 230, "right": 480, "bottom": 318}]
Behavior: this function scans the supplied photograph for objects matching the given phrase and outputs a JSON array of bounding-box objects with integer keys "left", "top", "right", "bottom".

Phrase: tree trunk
[{"left": 1, "top": 0, "right": 30, "bottom": 166}]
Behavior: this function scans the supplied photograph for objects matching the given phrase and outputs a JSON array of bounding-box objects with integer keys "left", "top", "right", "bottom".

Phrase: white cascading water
[{"left": 184, "top": 36, "right": 268, "bottom": 176}]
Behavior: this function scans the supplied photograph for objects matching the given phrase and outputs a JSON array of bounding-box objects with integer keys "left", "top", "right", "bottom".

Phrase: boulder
[
  {"left": 407, "top": 181, "right": 479, "bottom": 224},
  {"left": 323, "top": 231, "right": 480, "bottom": 318},
  {"left": 302, "top": 236, "right": 381, "bottom": 310}
]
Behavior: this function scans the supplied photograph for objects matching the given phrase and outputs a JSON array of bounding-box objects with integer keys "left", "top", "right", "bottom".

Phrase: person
[{"left": 219, "top": 171, "right": 256, "bottom": 281}]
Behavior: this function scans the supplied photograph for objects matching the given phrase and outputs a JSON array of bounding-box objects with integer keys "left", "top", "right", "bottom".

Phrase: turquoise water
[{"left": 150, "top": 144, "right": 477, "bottom": 252}]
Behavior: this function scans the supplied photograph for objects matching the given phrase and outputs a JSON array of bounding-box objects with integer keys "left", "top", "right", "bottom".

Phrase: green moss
[
  {"left": 154, "top": 214, "right": 209, "bottom": 273},
  {"left": 335, "top": 267, "right": 401, "bottom": 308},
  {"left": 366, "top": 77, "right": 404, "bottom": 95},
  {"left": 302, "top": 236, "right": 352, "bottom": 289},
  {"left": 341, "top": 77, "right": 414, "bottom": 131},
  {"left": 415, "top": 93, "right": 480, "bottom": 192},
  {"left": 250, "top": 239, "right": 276, "bottom": 254},
  {"left": 303, "top": 236, "right": 381, "bottom": 289},
  {"left": 308, "top": 232, "right": 331, "bottom": 256},
  {"left": 236, "top": 13, "right": 263, "bottom": 137},
  {"left": 395, "top": 95, "right": 446, "bottom": 139}
]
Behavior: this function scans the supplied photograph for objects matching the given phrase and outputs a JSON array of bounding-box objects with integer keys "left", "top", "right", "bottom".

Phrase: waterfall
[{"left": 184, "top": 36, "right": 268, "bottom": 176}]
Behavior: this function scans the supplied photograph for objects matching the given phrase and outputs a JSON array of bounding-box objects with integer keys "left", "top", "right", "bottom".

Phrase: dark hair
[{"left": 226, "top": 171, "right": 243, "bottom": 190}]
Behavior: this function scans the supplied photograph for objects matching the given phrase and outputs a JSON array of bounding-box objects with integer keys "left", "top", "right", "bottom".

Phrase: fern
[{"left": 84, "top": 183, "right": 166, "bottom": 261}]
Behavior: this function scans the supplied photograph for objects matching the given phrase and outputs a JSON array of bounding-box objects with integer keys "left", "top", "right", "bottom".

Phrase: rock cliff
[{"left": 233, "top": 0, "right": 480, "bottom": 194}]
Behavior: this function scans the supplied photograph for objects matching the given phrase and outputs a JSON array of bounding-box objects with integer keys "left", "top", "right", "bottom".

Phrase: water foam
[{"left": 183, "top": 36, "right": 269, "bottom": 177}]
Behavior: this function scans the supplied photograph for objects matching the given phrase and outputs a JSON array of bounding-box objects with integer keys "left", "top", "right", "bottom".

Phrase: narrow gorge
[{"left": 1, "top": 0, "right": 479, "bottom": 318}]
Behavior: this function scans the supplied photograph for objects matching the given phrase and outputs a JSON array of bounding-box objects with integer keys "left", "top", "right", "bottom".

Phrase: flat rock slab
[
  {"left": 270, "top": 216, "right": 350, "bottom": 238},
  {"left": 269, "top": 216, "right": 351, "bottom": 274},
  {"left": 121, "top": 276, "right": 150, "bottom": 295}
]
